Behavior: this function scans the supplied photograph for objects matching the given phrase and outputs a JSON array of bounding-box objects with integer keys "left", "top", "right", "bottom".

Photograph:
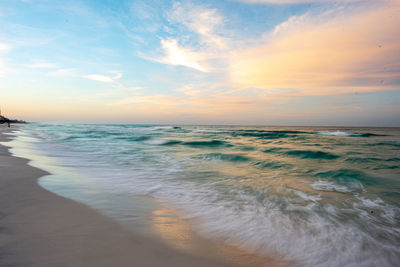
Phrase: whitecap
[
  {"left": 310, "top": 180, "right": 352, "bottom": 193},
  {"left": 317, "top": 131, "right": 356, "bottom": 136},
  {"left": 143, "top": 139, "right": 170, "bottom": 145}
]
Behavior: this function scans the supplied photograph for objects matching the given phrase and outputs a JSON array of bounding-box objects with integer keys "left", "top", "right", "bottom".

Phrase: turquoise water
[{"left": 12, "top": 124, "right": 400, "bottom": 266}]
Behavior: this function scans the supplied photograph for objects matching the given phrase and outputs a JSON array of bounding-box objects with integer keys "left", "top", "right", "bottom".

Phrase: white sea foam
[
  {"left": 310, "top": 180, "right": 352, "bottom": 192},
  {"left": 143, "top": 139, "right": 170, "bottom": 145},
  {"left": 291, "top": 189, "right": 322, "bottom": 202},
  {"left": 55, "top": 161, "right": 400, "bottom": 266},
  {"left": 154, "top": 183, "right": 400, "bottom": 267},
  {"left": 317, "top": 131, "right": 356, "bottom": 136}
]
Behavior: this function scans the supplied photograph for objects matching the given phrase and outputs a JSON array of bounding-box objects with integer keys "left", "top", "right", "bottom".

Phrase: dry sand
[{"left": 0, "top": 125, "right": 236, "bottom": 267}]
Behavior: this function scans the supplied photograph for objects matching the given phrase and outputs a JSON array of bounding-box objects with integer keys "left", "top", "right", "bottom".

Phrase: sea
[{"left": 6, "top": 124, "right": 400, "bottom": 266}]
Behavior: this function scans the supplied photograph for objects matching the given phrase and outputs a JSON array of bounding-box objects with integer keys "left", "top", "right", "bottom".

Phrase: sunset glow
[{"left": 0, "top": 0, "right": 399, "bottom": 125}]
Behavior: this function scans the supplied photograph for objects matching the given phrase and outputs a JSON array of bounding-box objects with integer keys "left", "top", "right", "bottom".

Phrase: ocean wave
[
  {"left": 231, "top": 130, "right": 305, "bottom": 139},
  {"left": 386, "top": 157, "right": 400, "bottom": 162},
  {"left": 366, "top": 142, "right": 400, "bottom": 147},
  {"left": 345, "top": 157, "right": 383, "bottom": 163},
  {"left": 156, "top": 182, "right": 400, "bottom": 267},
  {"left": 290, "top": 189, "right": 322, "bottom": 202},
  {"left": 315, "top": 169, "right": 378, "bottom": 187},
  {"left": 353, "top": 196, "right": 400, "bottom": 225},
  {"left": 317, "top": 131, "right": 354, "bottom": 136},
  {"left": 310, "top": 180, "right": 353, "bottom": 193},
  {"left": 285, "top": 149, "right": 339, "bottom": 160},
  {"left": 254, "top": 160, "right": 293, "bottom": 169},
  {"left": 114, "top": 135, "right": 153, "bottom": 142},
  {"left": 190, "top": 129, "right": 232, "bottom": 133},
  {"left": 143, "top": 139, "right": 172, "bottom": 145},
  {"left": 317, "top": 131, "right": 385, "bottom": 137},
  {"left": 160, "top": 140, "right": 182, "bottom": 146},
  {"left": 198, "top": 153, "right": 250, "bottom": 162},
  {"left": 262, "top": 147, "right": 287, "bottom": 153},
  {"left": 152, "top": 126, "right": 182, "bottom": 131},
  {"left": 60, "top": 135, "right": 96, "bottom": 141},
  {"left": 80, "top": 129, "right": 125, "bottom": 136},
  {"left": 181, "top": 140, "right": 229, "bottom": 147}
]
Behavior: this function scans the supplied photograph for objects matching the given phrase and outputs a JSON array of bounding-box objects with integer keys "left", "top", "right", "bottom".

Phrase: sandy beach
[{"left": 0, "top": 125, "right": 236, "bottom": 267}]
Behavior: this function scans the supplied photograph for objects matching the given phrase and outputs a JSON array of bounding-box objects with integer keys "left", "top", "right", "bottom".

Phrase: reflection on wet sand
[{"left": 151, "top": 206, "right": 286, "bottom": 267}]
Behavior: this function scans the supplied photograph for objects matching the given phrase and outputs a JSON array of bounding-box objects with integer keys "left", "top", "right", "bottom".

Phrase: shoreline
[
  {"left": 0, "top": 125, "right": 283, "bottom": 266},
  {"left": 0, "top": 125, "right": 237, "bottom": 266}
]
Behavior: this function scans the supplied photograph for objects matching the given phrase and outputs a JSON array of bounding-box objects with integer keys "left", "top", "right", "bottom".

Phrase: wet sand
[{"left": 0, "top": 125, "right": 236, "bottom": 267}]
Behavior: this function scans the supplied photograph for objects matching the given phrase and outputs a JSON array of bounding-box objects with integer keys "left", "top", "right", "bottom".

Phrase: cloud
[
  {"left": 145, "top": 2, "right": 228, "bottom": 72},
  {"left": 111, "top": 94, "right": 180, "bottom": 106},
  {"left": 228, "top": 1, "right": 400, "bottom": 94},
  {"left": 110, "top": 83, "right": 275, "bottom": 119},
  {"left": 119, "top": 86, "right": 143, "bottom": 91},
  {"left": 168, "top": 2, "right": 227, "bottom": 49},
  {"left": 109, "top": 71, "right": 122, "bottom": 80},
  {"left": 0, "top": 43, "right": 9, "bottom": 51},
  {"left": 83, "top": 72, "right": 123, "bottom": 83},
  {"left": 0, "top": 59, "right": 6, "bottom": 77},
  {"left": 48, "top": 68, "right": 77, "bottom": 77},
  {"left": 112, "top": 82, "right": 144, "bottom": 92},
  {"left": 154, "top": 39, "right": 209, "bottom": 72},
  {"left": 129, "top": 1, "right": 163, "bottom": 34},
  {"left": 2, "top": 22, "right": 61, "bottom": 48},
  {"left": 142, "top": 0, "right": 398, "bottom": 99},
  {"left": 26, "top": 62, "right": 57, "bottom": 69},
  {"left": 236, "top": 0, "right": 366, "bottom": 4},
  {"left": 0, "top": 42, "right": 10, "bottom": 77}
]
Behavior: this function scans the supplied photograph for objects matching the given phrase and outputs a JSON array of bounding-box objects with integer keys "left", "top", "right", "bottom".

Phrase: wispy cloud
[
  {"left": 26, "top": 62, "right": 57, "bottom": 69},
  {"left": 228, "top": 1, "right": 400, "bottom": 94},
  {"left": 111, "top": 94, "right": 180, "bottom": 106},
  {"left": 83, "top": 72, "right": 123, "bottom": 83},
  {"left": 139, "top": 0, "right": 399, "bottom": 100},
  {"left": 117, "top": 85, "right": 144, "bottom": 92},
  {"left": 237, "top": 0, "right": 366, "bottom": 4},
  {"left": 154, "top": 39, "right": 209, "bottom": 72},
  {"left": 146, "top": 2, "right": 227, "bottom": 72},
  {"left": 0, "top": 43, "right": 9, "bottom": 51},
  {"left": 110, "top": 82, "right": 273, "bottom": 117},
  {"left": 0, "top": 42, "right": 10, "bottom": 77},
  {"left": 168, "top": 2, "right": 227, "bottom": 49},
  {"left": 48, "top": 68, "right": 77, "bottom": 77},
  {"left": 2, "top": 22, "right": 61, "bottom": 48},
  {"left": 0, "top": 59, "right": 6, "bottom": 77}
]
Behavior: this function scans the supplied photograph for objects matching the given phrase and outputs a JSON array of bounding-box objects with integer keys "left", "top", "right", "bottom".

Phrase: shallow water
[{"left": 10, "top": 124, "right": 400, "bottom": 266}]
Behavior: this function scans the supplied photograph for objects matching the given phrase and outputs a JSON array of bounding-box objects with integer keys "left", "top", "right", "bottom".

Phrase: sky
[{"left": 0, "top": 0, "right": 399, "bottom": 126}]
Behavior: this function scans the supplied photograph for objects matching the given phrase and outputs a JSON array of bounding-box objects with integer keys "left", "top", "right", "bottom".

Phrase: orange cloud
[
  {"left": 229, "top": 1, "right": 400, "bottom": 94},
  {"left": 109, "top": 83, "right": 280, "bottom": 121},
  {"left": 83, "top": 72, "right": 122, "bottom": 83},
  {"left": 238, "top": 0, "right": 369, "bottom": 3}
]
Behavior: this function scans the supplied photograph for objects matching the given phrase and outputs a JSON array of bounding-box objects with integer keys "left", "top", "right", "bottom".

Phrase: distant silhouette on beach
[
  {"left": 0, "top": 115, "right": 10, "bottom": 127},
  {"left": 0, "top": 109, "right": 26, "bottom": 127}
]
